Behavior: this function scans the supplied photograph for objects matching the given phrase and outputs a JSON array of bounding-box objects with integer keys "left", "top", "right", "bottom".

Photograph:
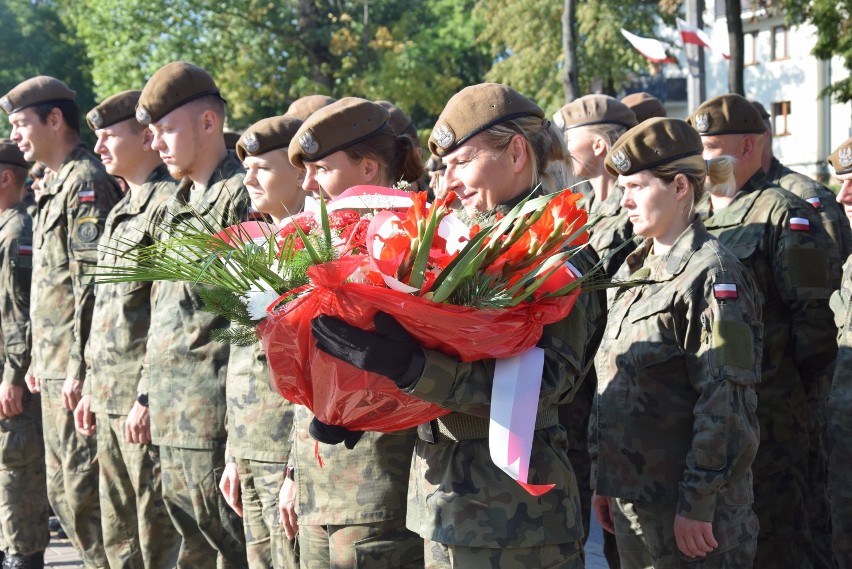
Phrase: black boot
[{"left": 2, "top": 551, "right": 44, "bottom": 569}]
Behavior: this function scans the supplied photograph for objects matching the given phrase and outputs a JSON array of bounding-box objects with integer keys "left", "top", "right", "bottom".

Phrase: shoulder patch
[
  {"left": 79, "top": 188, "right": 96, "bottom": 203},
  {"left": 805, "top": 196, "right": 821, "bottom": 208},
  {"left": 76, "top": 220, "right": 101, "bottom": 242},
  {"left": 790, "top": 217, "right": 810, "bottom": 231},
  {"left": 713, "top": 283, "right": 738, "bottom": 300}
]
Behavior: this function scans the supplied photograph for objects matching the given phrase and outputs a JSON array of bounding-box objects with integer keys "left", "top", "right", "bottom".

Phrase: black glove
[
  {"left": 309, "top": 416, "right": 364, "bottom": 449},
  {"left": 311, "top": 311, "right": 425, "bottom": 389}
]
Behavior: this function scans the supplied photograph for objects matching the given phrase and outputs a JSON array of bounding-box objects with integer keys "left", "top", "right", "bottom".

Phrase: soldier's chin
[{"left": 166, "top": 164, "right": 189, "bottom": 180}]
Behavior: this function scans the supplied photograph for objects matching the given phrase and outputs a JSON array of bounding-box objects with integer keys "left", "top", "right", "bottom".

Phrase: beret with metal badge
[
  {"left": 136, "top": 61, "right": 225, "bottom": 126},
  {"left": 553, "top": 94, "right": 637, "bottom": 131},
  {"left": 86, "top": 90, "right": 142, "bottom": 131},
  {"left": 236, "top": 115, "right": 303, "bottom": 162},
  {"left": 605, "top": 117, "right": 704, "bottom": 176},
  {"left": 688, "top": 93, "right": 767, "bottom": 136},
  {"left": 828, "top": 138, "right": 852, "bottom": 176},
  {"left": 1, "top": 76, "right": 76, "bottom": 115}
]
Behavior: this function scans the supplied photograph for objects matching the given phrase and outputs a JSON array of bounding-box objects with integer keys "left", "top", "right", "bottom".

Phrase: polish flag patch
[
  {"left": 713, "top": 283, "right": 738, "bottom": 300},
  {"left": 78, "top": 189, "right": 96, "bottom": 203},
  {"left": 806, "top": 196, "right": 821, "bottom": 208},
  {"left": 17, "top": 244, "right": 32, "bottom": 256},
  {"left": 790, "top": 217, "right": 810, "bottom": 231}
]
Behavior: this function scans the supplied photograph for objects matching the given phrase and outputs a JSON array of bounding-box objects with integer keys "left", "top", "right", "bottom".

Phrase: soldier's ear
[
  {"left": 0, "top": 168, "right": 12, "bottom": 189},
  {"left": 141, "top": 127, "right": 154, "bottom": 151},
  {"left": 199, "top": 109, "right": 219, "bottom": 135}
]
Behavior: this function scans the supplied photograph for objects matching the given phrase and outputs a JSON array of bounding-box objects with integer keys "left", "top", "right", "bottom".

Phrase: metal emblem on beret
[
  {"left": 77, "top": 221, "right": 100, "bottom": 243},
  {"left": 88, "top": 109, "right": 103, "bottom": 129},
  {"left": 693, "top": 113, "right": 711, "bottom": 133},
  {"left": 611, "top": 149, "right": 631, "bottom": 173},
  {"left": 242, "top": 132, "right": 260, "bottom": 154},
  {"left": 299, "top": 131, "right": 319, "bottom": 155},
  {"left": 839, "top": 147, "right": 852, "bottom": 169},
  {"left": 0, "top": 97, "right": 11, "bottom": 114},
  {"left": 432, "top": 123, "right": 455, "bottom": 149},
  {"left": 135, "top": 106, "right": 151, "bottom": 125}
]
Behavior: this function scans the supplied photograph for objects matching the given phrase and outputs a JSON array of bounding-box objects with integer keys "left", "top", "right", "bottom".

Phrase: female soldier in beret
[
  {"left": 280, "top": 97, "right": 426, "bottom": 569},
  {"left": 217, "top": 116, "right": 304, "bottom": 569},
  {"left": 590, "top": 118, "right": 761, "bottom": 568},
  {"left": 309, "top": 83, "right": 597, "bottom": 568}
]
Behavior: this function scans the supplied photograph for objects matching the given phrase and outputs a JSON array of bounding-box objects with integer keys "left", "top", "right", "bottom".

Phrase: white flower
[{"left": 241, "top": 287, "right": 281, "bottom": 321}]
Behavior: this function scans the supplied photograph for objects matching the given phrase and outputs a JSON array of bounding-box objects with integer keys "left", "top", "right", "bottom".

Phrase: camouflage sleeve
[
  {"left": 678, "top": 267, "right": 762, "bottom": 522},
  {"left": 774, "top": 204, "right": 841, "bottom": 403},
  {"left": 66, "top": 177, "right": 120, "bottom": 381},
  {"left": 0, "top": 225, "right": 32, "bottom": 387}
]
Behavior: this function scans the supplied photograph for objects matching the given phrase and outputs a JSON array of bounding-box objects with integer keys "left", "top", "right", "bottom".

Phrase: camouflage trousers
[
  {"left": 830, "top": 495, "right": 852, "bottom": 568},
  {"left": 235, "top": 458, "right": 298, "bottom": 569},
  {"left": 612, "top": 499, "right": 757, "bottom": 569},
  {"left": 423, "top": 538, "right": 583, "bottom": 569},
  {"left": 0, "top": 393, "right": 49, "bottom": 555},
  {"left": 752, "top": 451, "right": 813, "bottom": 569},
  {"left": 160, "top": 445, "right": 248, "bottom": 569},
  {"left": 97, "top": 413, "right": 180, "bottom": 568},
  {"left": 41, "top": 378, "right": 106, "bottom": 568},
  {"left": 299, "top": 517, "right": 423, "bottom": 569}
]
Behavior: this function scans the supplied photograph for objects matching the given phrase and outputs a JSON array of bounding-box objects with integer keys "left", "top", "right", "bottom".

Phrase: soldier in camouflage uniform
[
  {"left": 3, "top": 76, "right": 123, "bottom": 569},
  {"left": 0, "top": 141, "right": 49, "bottom": 569},
  {"left": 689, "top": 94, "right": 842, "bottom": 569},
  {"left": 310, "top": 84, "right": 587, "bottom": 568},
  {"left": 554, "top": 95, "right": 638, "bottom": 279},
  {"left": 280, "top": 98, "right": 425, "bottom": 568},
  {"left": 217, "top": 116, "right": 305, "bottom": 569},
  {"left": 70, "top": 90, "right": 181, "bottom": 569},
  {"left": 827, "top": 138, "right": 852, "bottom": 568},
  {"left": 135, "top": 61, "right": 249, "bottom": 568},
  {"left": 751, "top": 98, "right": 844, "bottom": 569},
  {"left": 590, "top": 118, "right": 761, "bottom": 568}
]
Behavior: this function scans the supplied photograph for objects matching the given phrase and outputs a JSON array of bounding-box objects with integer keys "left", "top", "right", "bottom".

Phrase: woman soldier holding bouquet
[
  {"left": 217, "top": 115, "right": 305, "bottom": 569},
  {"left": 589, "top": 118, "right": 762, "bottom": 568},
  {"left": 280, "top": 97, "right": 426, "bottom": 568},
  {"left": 310, "top": 83, "right": 595, "bottom": 568}
]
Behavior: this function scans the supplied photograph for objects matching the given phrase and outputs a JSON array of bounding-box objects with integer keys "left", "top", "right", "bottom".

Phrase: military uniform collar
[
  {"left": 175, "top": 151, "right": 243, "bottom": 208},
  {"left": 127, "top": 165, "right": 171, "bottom": 212},
  {"left": 704, "top": 169, "right": 769, "bottom": 228},
  {"left": 43, "top": 144, "right": 89, "bottom": 196},
  {"left": 766, "top": 156, "right": 786, "bottom": 181},
  {"left": 0, "top": 202, "right": 25, "bottom": 230},
  {"left": 624, "top": 217, "right": 708, "bottom": 281}
]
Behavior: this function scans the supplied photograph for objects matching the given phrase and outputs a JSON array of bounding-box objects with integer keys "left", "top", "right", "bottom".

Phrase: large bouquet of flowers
[{"left": 101, "top": 185, "right": 593, "bottom": 434}]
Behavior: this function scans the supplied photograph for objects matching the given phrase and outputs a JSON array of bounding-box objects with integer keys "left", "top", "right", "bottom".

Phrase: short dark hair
[
  {"left": 32, "top": 99, "right": 81, "bottom": 135},
  {"left": 2, "top": 164, "right": 28, "bottom": 190}
]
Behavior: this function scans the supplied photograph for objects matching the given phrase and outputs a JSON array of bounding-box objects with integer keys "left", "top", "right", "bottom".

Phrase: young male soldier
[
  {"left": 689, "top": 93, "right": 841, "bottom": 569},
  {"left": 135, "top": 61, "right": 249, "bottom": 568},
  {"left": 2, "top": 76, "right": 122, "bottom": 569},
  {"left": 72, "top": 90, "right": 181, "bottom": 568},
  {"left": 751, "top": 98, "right": 844, "bottom": 569},
  {"left": 0, "top": 140, "right": 50, "bottom": 569},
  {"left": 827, "top": 138, "right": 852, "bottom": 568}
]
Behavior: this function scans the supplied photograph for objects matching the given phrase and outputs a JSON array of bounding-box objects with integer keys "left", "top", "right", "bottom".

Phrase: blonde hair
[
  {"left": 477, "top": 117, "right": 567, "bottom": 192},
  {"left": 649, "top": 154, "right": 736, "bottom": 210}
]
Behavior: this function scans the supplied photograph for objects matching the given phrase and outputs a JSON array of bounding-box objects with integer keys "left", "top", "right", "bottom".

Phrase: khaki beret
[
  {"left": 605, "top": 117, "right": 703, "bottom": 176},
  {"left": 688, "top": 93, "right": 766, "bottom": 136},
  {"left": 284, "top": 95, "right": 337, "bottom": 121},
  {"left": 553, "top": 95, "right": 637, "bottom": 131},
  {"left": 136, "top": 61, "right": 224, "bottom": 125},
  {"left": 750, "top": 100, "right": 771, "bottom": 121},
  {"left": 288, "top": 97, "right": 389, "bottom": 169},
  {"left": 0, "top": 140, "right": 28, "bottom": 169},
  {"left": 375, "top": 100, "right": 417, "bottom": 139},
  {"left": 620, "top": 92, "right": 666, "bottom": 123},
  {"left": 86, "top": 90, "right": 141, "bottom": 130},
  {"left": 829, "top": 138, "right": 852, "bottom": 176},
  {"left": 237, "top": 116, "right": 303, "bottom": 162},
  {"left": 1, "top": 76, "right": 76, "bottom": 115},
  {"left": 429, "top": 83, "right": 544, "bottom": 157}
]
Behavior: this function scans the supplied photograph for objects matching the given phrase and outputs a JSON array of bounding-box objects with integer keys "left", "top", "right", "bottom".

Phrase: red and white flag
[
  {"left": 713, "top": 283, "right": 739, "bottom": 300},
  {"left": 677, "top": 18, "right": 712, "bottom": 49},
  {"left": 620, "top": 29, "right": 677, "bottom": 64},
  {"left": 790, "top": 217, "right": 811, "bottom": 231}
]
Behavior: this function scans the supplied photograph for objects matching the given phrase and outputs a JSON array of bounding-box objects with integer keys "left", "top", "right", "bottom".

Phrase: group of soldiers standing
[{"left": 0, "top": 57, "right": 850, "bottom": 569}]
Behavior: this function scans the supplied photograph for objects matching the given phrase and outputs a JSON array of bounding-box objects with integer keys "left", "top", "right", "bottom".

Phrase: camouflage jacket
[
  {"left": 290, "top": 405, "right": 417, "bottom": 525},
  {"left": 400, "top": 189, "right": 587, "bottom": 548},
  {"left": 828, "top": 255, "right": 852, "bottom": 496},
  {"left": 704, "top": 171, "right": 841, "bottom": 469},
  {"left": 84, "top": 166, "right": 175, "bottom": 415},
  {"left": 587, "top": 186, "right": 637, "bottom": 278},
  {"left": 590, "top": 219, "right": 762, "bottom": 522},
  {"left": 140, "top": 152, "right": 249, "bottom": 449},
  {"left": 767, "top": 157, "right": 852, "bottom": 259},
  {"left": 0, "top": 203, "right": 32, "bottom": 387},
  {"left": 226, "top": 340, "right": 294, "bottom": 463},
  {"left": 31, "top": 145, "right": 122, "bottom": 380}
]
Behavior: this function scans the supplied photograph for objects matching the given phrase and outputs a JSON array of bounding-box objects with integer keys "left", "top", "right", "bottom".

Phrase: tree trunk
[
  {"left": 561, "top": 0, "right": 580, "bottom": 102},
  {"left": 725, "top": 0, "right": 745, "bottom": 94}
]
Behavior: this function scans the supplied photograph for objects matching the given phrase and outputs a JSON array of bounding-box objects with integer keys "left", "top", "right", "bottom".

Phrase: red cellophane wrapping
[{"left": 258, "top": 256, "right": 578, "bottom": 432}]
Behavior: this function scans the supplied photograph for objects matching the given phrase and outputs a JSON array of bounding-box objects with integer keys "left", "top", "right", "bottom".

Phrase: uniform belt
[{"left": 418, "top": 407, "right": 559, "bottom": 443}]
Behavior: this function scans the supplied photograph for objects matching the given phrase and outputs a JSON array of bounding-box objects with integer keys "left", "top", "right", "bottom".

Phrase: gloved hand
[
  {"left": 311, "top": 311, "right": 425, "bottom": 388},
  {"left": 309, "top": 416, "right": 364, "bottom": 449}
]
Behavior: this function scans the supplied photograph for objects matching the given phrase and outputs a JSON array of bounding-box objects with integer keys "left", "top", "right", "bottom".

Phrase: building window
[
  {"left": 772, "top": 101, "right": 791, "bottom": 136},
  {"left": 744, "top": 31, "right": 758, "bottom": 65},
  {"left": 772, "top": 26, "right": 788, "bottom": 60}
]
